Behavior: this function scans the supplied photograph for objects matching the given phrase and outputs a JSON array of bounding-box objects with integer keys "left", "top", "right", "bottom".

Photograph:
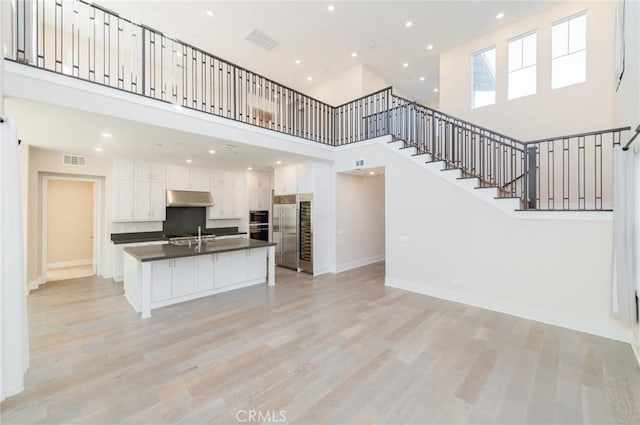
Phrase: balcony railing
[{"left": 2, "top": 0, "right": 632, "bottom": 211}]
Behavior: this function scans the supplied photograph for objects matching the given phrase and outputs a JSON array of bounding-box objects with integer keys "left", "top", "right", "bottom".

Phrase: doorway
[{"left": 42, "top": 176, "right": 101, "bottom": 282}]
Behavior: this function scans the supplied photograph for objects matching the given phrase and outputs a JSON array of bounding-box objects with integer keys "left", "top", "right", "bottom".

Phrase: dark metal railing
[
  {"left": 3, "top": 0, "right": 631, "bottom": 211},
  {"left": 387, "top": 95, "right": 527, "bottom": 202},
  {"left": 523, "top": 128, "right": 629, "bottom": 210}
]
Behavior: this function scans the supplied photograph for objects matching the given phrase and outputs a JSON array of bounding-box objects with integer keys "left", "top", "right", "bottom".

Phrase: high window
[
  {"left": 472, "top": 47, "right": 496, "bottom": 108},
  {"left": 508, "top": 32, "right": 537, "bottom": 99},
  {"left": 552, "top": 13, "right": 586, "bottom": 89}
]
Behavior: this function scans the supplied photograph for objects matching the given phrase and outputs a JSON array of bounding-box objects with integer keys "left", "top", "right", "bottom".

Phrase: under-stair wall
[{"left": 334, "top": 136, "right": 631, "bottom": 342}]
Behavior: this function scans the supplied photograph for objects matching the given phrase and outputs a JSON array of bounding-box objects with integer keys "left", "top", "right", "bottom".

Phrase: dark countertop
[
  {"left": 124, "top": 239, "right": 275, "bottom": 262},
  {"left": 111, "top": 228, "right": 246, "bottom": 245}
]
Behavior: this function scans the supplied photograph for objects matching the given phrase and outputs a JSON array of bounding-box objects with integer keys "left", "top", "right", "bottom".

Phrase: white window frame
[
  {"left": 507, "top": 30, "right": 537, "bottom": 100},
  {"left": 551, "top": 11, "right": 587, "bottom": 89},
  {"left": 471, "top": 45, "right": 497, "bottom": 109}
]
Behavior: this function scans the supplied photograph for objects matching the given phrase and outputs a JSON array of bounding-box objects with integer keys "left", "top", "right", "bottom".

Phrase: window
[
  {"left": 508, "top": 32, "right": 537, "bottom": 99},
  {"left": 472, "top": 47, "right": 496, "bottom": 108},
  {"left": 552, "top": 13, "right": 586, "bottom": 89}
]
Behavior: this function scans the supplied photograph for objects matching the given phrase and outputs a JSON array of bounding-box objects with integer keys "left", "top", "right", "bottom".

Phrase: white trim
[
  {"left": 385, "top": 277, "right": 633, "bottom": 343},
  {"left": 46, "top": 259, "right": 93, "bottom": 269},
  {"left": 632, "top": 342, "right": 640, "bottom": 368},
  {"left": 27, "top": 276, "right": 45, "bottom": 292},
  {"left": 335, "top": 255, "right": 385, "bottom": 273},
  {"left": 41, "top": 175, "right": 103, "bottom": 283}
]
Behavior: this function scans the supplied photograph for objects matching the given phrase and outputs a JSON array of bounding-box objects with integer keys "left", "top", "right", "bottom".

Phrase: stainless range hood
[{"left": 166, "top": 190, "right": 214, "bottom": 207}]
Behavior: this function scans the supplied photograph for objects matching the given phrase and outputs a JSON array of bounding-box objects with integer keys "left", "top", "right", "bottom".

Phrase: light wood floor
[
  {"left": 46, "top": 265, "right": 94, "bottom": 282},
  {"left": 2, "top": 263, "right": 639, "bottom": 424}
]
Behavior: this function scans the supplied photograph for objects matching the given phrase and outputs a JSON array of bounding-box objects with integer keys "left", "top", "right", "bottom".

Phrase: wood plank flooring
[{"left": 2, "top": 263, "right": 639, "bottom": 424}]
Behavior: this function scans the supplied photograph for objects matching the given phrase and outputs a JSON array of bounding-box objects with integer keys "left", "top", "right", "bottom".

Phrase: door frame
[{"left": 41, "top": 175, "right": 103, "bottom": 282}]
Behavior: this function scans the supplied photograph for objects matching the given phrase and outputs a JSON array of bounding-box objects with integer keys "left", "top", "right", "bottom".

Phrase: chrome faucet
[{"left": 197, "top": 226, "right": 202, "bottom": 245}]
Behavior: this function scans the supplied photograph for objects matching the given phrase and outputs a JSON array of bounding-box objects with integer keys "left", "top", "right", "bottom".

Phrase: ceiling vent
[
  {"left": 63, "top": 154, "right": 86, "bottom": 167},
  {"left": 246, "top": 29, "right": 279, "bottom": 51}
]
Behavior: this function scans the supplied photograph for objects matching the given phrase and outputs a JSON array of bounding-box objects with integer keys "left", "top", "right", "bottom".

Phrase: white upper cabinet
[
  {"left": 150, "top": 163, "right": 166, "bottom": 183},
  {"left": 167, "top": 166, "right": 210, "bottom": 191},
  {"left": 134, "top": 162, "right": 150, "bottom": 182},
  {"left": 113, "top": 160, "right": 167, "bottom": 222},
  {"left": 166, "top": 166, "right": 191, "bottom": 190},
  {"left": 296, "top": 163, "right": 313, "bottom": 194},
  {"left": 274, "top": 165, "right": 297, "bottom": 195},
  {"left": 208, "top": 169, "right": 244, "bottom": 219},
  {"left": 190, "top": 168, "right": 210, "bottom": 191},
  {"left": 114, "top": 160, "right": 135, "bottom": 181}
]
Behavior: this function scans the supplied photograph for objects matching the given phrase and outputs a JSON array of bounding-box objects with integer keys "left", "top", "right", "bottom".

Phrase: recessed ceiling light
[
  {"left": 327, "top": 4, "right": 335, "bottom": 12},
  {"left": 433, "top": 88, "right": 439, "bottom": 93},
  {"left": 94, "top": 147, "right": 103, "bottom": 152},
  {"left": 351, "top": 52, "right": 358, "bottom": 58},
  {"left": 427, "top": 44, "right": 434, "bottom": 50},
  {"left": 101, "top": 132, "right": 112, "bottom": 138},
  {"left": 307, "top": 76, "right": 313, "bottom": 81},
  {"left": 205, "top": 10, "right": 214, "bottom": 17},
  {"left": 496, "top": 12, "right": 505, "bottom": 19},
  {"left": 186, "top": 159, "right": 192, "bottom": 164},
  {"left": 405, "top": 21, "right": 412, "bottom": 28},
  {"left": 208, "top": 149, "right": 216, "bottom": 154},
  {"left": 294, "top": 59, "right": 301, "bottom": 65},
  {"left": 276, "top": 160, "right": 282, "bottom": 165},
  {"left": 247, "top": 166, "right": 253, "bottom": 171},
  {"left": 419, "top": 77, "right": 425, "bottom": 81},
  {"left": 368, "top": 42, "right": 377, "bottom": 49},
  {"left": 368, "top": 171, "right": 376, "bottom": 175},
  {"left": 403, "top": 62, "right": 409, "bottom": 68}
]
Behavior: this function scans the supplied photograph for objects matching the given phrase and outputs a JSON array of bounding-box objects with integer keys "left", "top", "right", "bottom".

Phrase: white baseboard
[
  {"left": 47, "top": 258, "right": 93, "bottom": 269},
  {"left": 335, "top": 255, "right": 385, "bottom": 273},
  {"left": 27, "top": 276, "right": 45, "bottom": 292},
  {"left": 385, "top": 277, "right": 633, "bottom": 343}
]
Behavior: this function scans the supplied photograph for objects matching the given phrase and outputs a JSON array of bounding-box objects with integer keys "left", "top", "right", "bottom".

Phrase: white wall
[
  {"left": 439, "top": 1, "right": 617, "bottom": 140},
  {"left": 334, "top": 138, "right": 630, "bottom": 342},
  {"left": 613, "top": 0, "right": 640, "bottom": 129},
  {"left": 335, "top": 173, "right": 385, "bottom": 271},
  {"left": 26, "top": 147, "right": 112, "bottom": 286},
  {"left": 308, "top": 64, "right": 394, "bottom": 106}
]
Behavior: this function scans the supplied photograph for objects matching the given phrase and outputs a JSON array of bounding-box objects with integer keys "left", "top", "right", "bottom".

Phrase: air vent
[
  {"left": 353, "top": 159, "right": 365, "bottom": 169},
  {"left": 245, "top": 29, "right": 279, "bottom": 51},
  {"left": 63, "top": 154, "right": 86, "bottom": 167}
]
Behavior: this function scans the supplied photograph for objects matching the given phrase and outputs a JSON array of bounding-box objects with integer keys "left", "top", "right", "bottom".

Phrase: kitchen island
[{"left": 123, "top": 239, "right": 276, "bottom": 318}]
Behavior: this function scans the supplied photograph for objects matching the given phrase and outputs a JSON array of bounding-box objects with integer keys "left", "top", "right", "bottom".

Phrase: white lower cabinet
[
  {"left": 231, "top": 250, "right": 248, "bottom": 285},
  {"left": 151, "top": 257, "right": 195, "bottom": 301},
  {"left": 214, "top": 252, "right": 233, "bottom": 288},
  {"left": 151, "top": 261, "right": 172, "bottom": 303},
  {"left": 194, "top": 255, "right": 215, "bottom": 292},
  {"left": 247, "top": 248, "right": 267, "bottom": 281},
  {"left": 171, "top": 257, "right": 195, "bottom": 298}
]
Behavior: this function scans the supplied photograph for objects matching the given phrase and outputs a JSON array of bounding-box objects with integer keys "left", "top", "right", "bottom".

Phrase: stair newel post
[{"left": 525, "top": 145, "right": 537, "bottom": 209}]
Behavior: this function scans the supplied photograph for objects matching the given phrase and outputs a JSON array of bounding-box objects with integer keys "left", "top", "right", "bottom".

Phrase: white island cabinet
[{"left": 123, "top": 240, "right": 275, "bottom": 318}]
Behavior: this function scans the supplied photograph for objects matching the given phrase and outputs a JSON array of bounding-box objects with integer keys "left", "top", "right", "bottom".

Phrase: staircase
[{"left": 3, "top": 0, "right": 633, "bottom": 213}]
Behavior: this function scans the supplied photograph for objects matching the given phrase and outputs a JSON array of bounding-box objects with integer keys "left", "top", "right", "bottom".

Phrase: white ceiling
[
  {"left": 98, "top": 0, "right": 556, "bottom": 105},
  {"left": 6, "top": 98, "right": 315, "bottom": 171}
]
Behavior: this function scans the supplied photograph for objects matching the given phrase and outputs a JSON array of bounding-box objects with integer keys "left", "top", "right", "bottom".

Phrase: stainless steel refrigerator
[
  {"left": 273, "top": 194, "right": 313, "bottom": 273},
  {"left": 273, "top": 195, "right": 298, "bottom": 270}
]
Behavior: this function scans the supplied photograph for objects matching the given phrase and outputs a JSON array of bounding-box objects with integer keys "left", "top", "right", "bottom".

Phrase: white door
[
  {"left": 134, "top": 162, "right": 151, "bottom": 182},
  {"left": 114, "top": 160, "right": 135, "bottom": 181},
  {"left": 150, "top": 163, "right": 166, "bottom": 183},
  {"left": 194, "top": 255, "right": 215, "bottom": 292},
  {"left": 171, "top": 257, "right": 195, "bottom": 298},
  {"left": 151, "top": 260, "right": 172, "bottom": 302},
  {"left": 257, "top": 190, "right": 270, "bottom": 210},
  {"left": 208, "top": 187, "right": 225, "bottom": 219}
]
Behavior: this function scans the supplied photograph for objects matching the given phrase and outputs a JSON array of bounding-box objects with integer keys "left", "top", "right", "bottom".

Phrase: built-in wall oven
[{"left": 249, "top": 210, "right": 269, "bottom": 242}]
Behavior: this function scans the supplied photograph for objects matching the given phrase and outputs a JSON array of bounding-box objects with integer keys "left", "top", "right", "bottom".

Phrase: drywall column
[{"left": 0, "top": 0, "right": 5, "bottom": 116}]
